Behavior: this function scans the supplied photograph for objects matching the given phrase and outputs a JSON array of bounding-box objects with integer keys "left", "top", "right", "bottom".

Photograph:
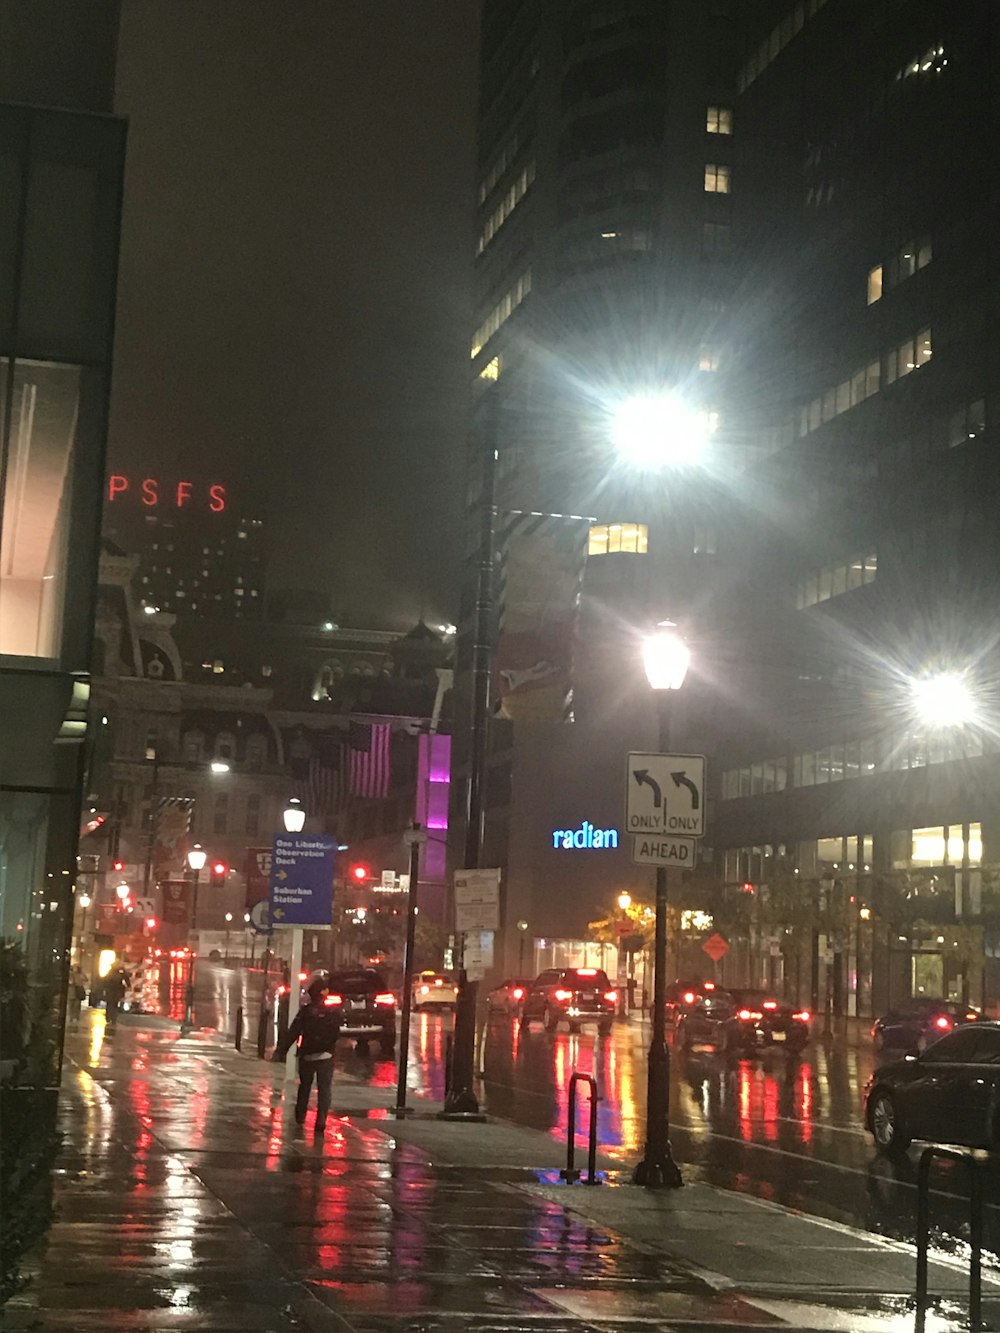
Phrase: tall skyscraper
[{"left": 460, "top": 0, "right": 1000, "bottom": 1012}]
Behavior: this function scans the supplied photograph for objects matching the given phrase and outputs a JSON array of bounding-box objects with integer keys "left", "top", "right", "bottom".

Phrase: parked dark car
[
  {"left": 665, "top": 979, "right": 724, "bottom": 1028},
  {"left": 723, "top": 989, "right": 811, "bottom": 1054},
  {"left": 520, "top": 968, "right": 616, "bottom": 1035},
  {"left": 871, "top": 997, "right": 980, "bottom": 1053},
  {"left": 675, "top": 987, "right": 735, "bottom": 1050},
  {"left": 324, "top": 968, "right": 396, "bottom": 1055},
  {"left": 864, "top": 1022, "right": 1000, "bottom": 1153},
  {"left": 487, "top": 978, "right": 530, "bottom": 1015}
]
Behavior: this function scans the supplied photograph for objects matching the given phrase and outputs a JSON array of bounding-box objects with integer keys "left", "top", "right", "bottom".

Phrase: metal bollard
[
  {"left": 561, "top": 1071, "right": 599, "bottom": 1185},
  {"left": 256, "top": 1007, "right": 268, "bottom": 1059},
  {"left": 235, "top": 1005, "right": 243, "bottom": 1051},
  {"left": 915, "top": 1145, "right": 984, "bottom": 1333},
  {"left": 444, "top": 1033, "right": 453, "bottom": 1097}
]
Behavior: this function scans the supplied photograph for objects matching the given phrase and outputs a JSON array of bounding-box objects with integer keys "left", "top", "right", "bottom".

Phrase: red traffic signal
[
  {"left": 113, "top": 860, "right": 124, "bottom": 872},
  {"left": 210, "top": 861, "right": 228, "bottom": 887},
  {"left": 350, "top": 864, "right": 369, "bottom": 883},
  {"left": 145, "top": 916, "right": 158, "bottom": 930}
]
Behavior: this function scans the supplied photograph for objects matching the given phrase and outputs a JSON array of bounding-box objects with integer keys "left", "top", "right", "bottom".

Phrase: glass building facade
[{"left": 0, "top": 101, "right": 125, "bottom": 1089}]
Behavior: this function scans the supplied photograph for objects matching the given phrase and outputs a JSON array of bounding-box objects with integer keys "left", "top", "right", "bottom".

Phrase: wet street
[{"left": 145, "top": 960, "right": 1000, "bottom": 1268}]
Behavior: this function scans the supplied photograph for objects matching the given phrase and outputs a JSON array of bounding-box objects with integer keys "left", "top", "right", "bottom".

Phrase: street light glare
[
  {"left": 642, "top": 623, "right": 690, "bottom": 691},
  {"left": 909, "top": 671, "right": 977, "bottom": 727},
  {"left": 187, "top": 843, "right": 208, "bottom": 872},
  {"left": 611, "top": 392, "right": 709, "bottom": 470}
]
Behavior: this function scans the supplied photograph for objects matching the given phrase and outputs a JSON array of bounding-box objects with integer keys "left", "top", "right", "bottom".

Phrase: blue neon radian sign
[{"left": 551, "top": 821, "right": 619, "bottom": 850}]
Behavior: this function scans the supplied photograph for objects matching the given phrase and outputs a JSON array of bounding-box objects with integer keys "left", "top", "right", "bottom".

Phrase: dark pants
[{"left": 295, "top": 1058, "right": 333, "bottom": 1128}]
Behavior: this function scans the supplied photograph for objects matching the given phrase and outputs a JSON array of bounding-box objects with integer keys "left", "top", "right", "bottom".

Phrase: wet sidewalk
[{"left": 4, "top": 1012, "right": 998, "bottom": 1332}]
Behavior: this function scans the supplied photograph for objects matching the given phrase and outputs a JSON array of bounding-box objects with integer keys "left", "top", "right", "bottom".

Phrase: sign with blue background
[{"left": 269, "top": 834, "right": 336, "bottom": 928}]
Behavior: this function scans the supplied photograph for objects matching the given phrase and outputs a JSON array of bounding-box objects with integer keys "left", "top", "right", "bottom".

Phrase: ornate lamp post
[{"left": 181, "top": 843, "right": 207, "bottom": 1033}]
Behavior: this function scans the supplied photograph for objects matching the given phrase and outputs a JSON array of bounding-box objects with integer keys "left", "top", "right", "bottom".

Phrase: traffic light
[
  {"left": 112, "top": 860, "right": 124, "bottom": 873},
  {"left": 350, "top": 864, "right": 369, "bottom": 884},
  {"left": 145, "top": 916, "right": 158, "bottom": 931},
  {"left": 210, "top": 860, "right": 228, "bottom": 887}
]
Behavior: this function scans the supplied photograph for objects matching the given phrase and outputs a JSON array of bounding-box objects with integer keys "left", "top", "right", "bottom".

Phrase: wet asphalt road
[{"left": 140, "top": 960, "right": 1000, "bottom": 1267}]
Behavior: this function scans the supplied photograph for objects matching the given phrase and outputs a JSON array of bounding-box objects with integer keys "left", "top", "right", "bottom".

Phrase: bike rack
[
  {"left": 561, "top": 1072, "right": 599, "bottom": 1185},
  {"left": 915, "top": 1144, "right": 985, "bottom": 1333}
]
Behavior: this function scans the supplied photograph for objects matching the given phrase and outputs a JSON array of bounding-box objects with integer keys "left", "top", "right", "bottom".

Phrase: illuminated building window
[
  {"left": 587, "top": 522, "right": 648, "bottom": 556},
  {"left": 797, "top": 552, "right": 876, "bottom": 608},
  {"left": 478, "top": 133, "right": 519, "bottom": 204},
  {"left": 907, "top": 823, "right": 980, "bottom": 867},
  {"left": 705, "top": 163, "right": 730, "bottom": 193},
  {"left": 895, "top": 44, "right": 947, "bottom": 82},
  {"left": 698, "top": 345, "right": 720, "bottom": 372},
  {"left": 737, "top": 0, "right": 830, "bottom": 92},
  {"left": 480, "top": 355, "right": 502, "bottom": 382},
  {"left": 884, "top": 328, "right": 932, "bottom": 385},
  {"left": 867, "top": 264, "right": 883, "bottom": 304},
  {"left": 706, "top": 105, "right": 732, "bottom": 134},
  {"left": 477, "top": 159, "right": 535, "bottom": 254},
  {"left": 470, "top": 269, "right": 532, "bottom": 359}
]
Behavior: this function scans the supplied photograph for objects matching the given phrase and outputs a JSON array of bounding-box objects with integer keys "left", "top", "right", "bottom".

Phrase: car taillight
[
  {"left": 683, "top": 991, "right": 696, "bottom": 1004},
  {"left": 703, "top": 981, "right": 715, "bottom": 990},
  {"left": 434, "top": 978, "right": 443, "bottom": 986},
  {"left": 604, "top": 990, "right": 617, "bottom": 1002},
  {"left": 323, "top": 993, "right": 343, "bottom": 1007},
  {"left": 934, "top": 1015, "right": 951, "bottom": 1031},
  {"left": 512, "top": 987, "right": 524, "bottom": 999},
  {"left": 420, "top": 985, "right": 429, "bottom": 993},
  {"left": 276, "top": 984, "right": 287, "bottom": 996},
  {"left": 578, "top": 969, "right": 597, "bottom": 977},
  {"left": 738, "top": 1008, "right": 762, "bottom": 1021},
  {"left": 374, "top": 992, "right": 396, "bottom": 1006},
  {"left": 762, "top": 1000, "right": 778, "bottom": 1010},
  {"left": 298, "top": 971, "right": 308, "bottom": 982},
  {"left": 965, "top": 1012, "right": 978, "bottom": 1022},
  {"left": 793, "top": 1011, "right": 811, "bottom": 1023},
  {"left": 554, "top": 989, "right": 573, "bottom": 1002}
]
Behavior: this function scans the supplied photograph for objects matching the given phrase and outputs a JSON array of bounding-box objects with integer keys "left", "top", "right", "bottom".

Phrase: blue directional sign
[{"left": 268, "top": 834, "right": 336, "bottom": 928}]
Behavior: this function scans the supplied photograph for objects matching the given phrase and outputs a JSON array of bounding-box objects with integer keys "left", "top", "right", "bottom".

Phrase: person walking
[
  {"left": 272, "top": 977, "right": 341, "bottom": 1134},
  {"left": 67, "top": 965, "right": 87, "bottom": 1024},
  {"left": 104, "top": 966, "right": 130, "bottom": 1030}
]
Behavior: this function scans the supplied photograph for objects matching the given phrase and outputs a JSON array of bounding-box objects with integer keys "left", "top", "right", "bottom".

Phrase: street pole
[
  {"left": 633, "top": 690, "right": 683, "bottom": 1189},
  {"left": 284, "top": 927, "right": 303, "bottom": 1084},
  {"left": 445, "top": 388, "right": 499, "bottom": 1119},
  {"left": 395, "top": 823, "right": 424, "bottom": 1118},
  {"left": 181, "top": 863, "right": 201, "bottom": 1033}
]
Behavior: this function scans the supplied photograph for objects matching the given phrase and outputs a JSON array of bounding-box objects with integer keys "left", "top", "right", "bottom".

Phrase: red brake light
[
  {"left": 298, "top": 971, "right": 308, "bottom": 982},
  {"left": 434, "top": 978, "right": 443, "bottom": 986},
  {"left": 703, "top": 981, "right": 715, "bottom": 990},
  {"left": 512, "top": 987, "right": 524, "bottom": 999},
  {"left": 323, "top": 993, "right": 343, "bottom": 1007},
  {"left": 554, "top": 989, "right": 573, "bottom": 1002},
  {"left": 276, "top": 984, "right": 287, "bottom": 996},
  {"left": 577, "top": 968, "right": 597, "bottom": 976},
  {"left": 793, "top": 1011, "right": 811, "bottom": 1022},
  {"left": 763, "top": 1000, "right": 778, "bottom": 1010},
  {"left": 604, "top": 990, "right": 617, "bottom": 1002},
  {"left": 683, "top": 991, "right": 696, "bottom": 1004},
  {"left": 965, "top": 1012, "right": 978, "bottom": 1022},
  {"left": 934, "top": 1015, "right": 951, "bottom": 1031},
  {"left": 374, "top": 992, "right": 396, "bottom": 1006}
]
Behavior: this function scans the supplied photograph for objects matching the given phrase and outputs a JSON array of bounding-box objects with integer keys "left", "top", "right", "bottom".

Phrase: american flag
[{"left": 349, "top": 720, "right": 391, "bottom": 798}]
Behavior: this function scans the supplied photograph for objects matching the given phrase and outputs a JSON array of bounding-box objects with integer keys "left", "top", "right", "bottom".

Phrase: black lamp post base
[{"left": 632, "top": 1149, "right": 683, "bottom": 1189}]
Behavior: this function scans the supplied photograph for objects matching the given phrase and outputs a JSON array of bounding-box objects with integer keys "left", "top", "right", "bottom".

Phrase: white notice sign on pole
[{"left": 454, "top": 868, "right": 500, "bottom": 934}]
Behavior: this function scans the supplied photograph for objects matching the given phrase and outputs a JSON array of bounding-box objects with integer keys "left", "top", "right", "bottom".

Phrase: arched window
[
  {"left": 245, "top": 733, "right": 268, "bottom": 770},
  {"left": 215, "top": 731, "right": 236, "bottom": 761}
]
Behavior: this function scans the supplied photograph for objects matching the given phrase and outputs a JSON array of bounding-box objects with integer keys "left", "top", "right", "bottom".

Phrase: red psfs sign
[{"left": 107, "top": 475, "right": 226, "bottom": 512}]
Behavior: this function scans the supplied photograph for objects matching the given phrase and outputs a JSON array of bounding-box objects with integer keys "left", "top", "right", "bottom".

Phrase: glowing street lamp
[
  {"left": 181, "top": 844, "right": 208, "bottom": 1033},
  {"left": 283, "top": 796, "right": 306, "bottom": 833},
  {"left": 617, "top": 891, "right": 632, "bottom": 912},
  {"left": 909, "top": 670, "right": 977, "bottom": 728},
  {"left": 634, "top": 622, "right": 689, "bottom": 1191},
  {"left": 611, "top": 392, "right": 710, "bottom": 470}
]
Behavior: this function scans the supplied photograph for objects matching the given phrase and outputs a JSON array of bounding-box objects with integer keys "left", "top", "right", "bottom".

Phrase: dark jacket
[{"left": 275, "top": 1002, "right": 341, "bottom": 1060}]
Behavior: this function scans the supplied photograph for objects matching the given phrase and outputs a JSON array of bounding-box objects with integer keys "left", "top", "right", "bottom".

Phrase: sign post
[
  {"left": 395, "top": 823, "right": 427, "bottom": 1120},
  {"left": 268, "top": 834, "right": 336, "bottom": 1083}
]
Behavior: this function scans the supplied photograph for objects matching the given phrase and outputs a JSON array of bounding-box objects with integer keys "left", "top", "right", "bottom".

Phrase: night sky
[{"left": 110, "top": 1, "right": 480, "bottom": 630}]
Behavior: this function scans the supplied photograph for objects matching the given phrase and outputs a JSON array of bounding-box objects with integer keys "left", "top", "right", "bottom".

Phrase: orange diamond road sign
[{"left": 702, "top": 933, "right": 729, "bottom": 962}]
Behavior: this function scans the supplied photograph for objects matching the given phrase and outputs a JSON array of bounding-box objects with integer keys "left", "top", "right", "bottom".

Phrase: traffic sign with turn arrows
[{"left": 625, "top": 751, "right": 706, "bottom": 838}]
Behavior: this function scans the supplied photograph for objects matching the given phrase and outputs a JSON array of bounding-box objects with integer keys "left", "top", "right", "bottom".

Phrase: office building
[
  {"left": 0, "top": 0, "right": 126, "bottom": 1092},
  {"left": 461, "top": 0, "right": 1000, "bottom": 1012}
]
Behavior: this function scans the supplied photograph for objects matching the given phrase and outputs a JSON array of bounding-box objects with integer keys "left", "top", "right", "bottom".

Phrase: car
[
  {"left": 665, "top": 979, "right": 723, "bottom": 1027},
  {"left": 723, "top": 989, "right": 811, "bottom": 1054},
  {"left": 412, "top": 970, "right": 458, "bottom": 1011},
  {"left": 519, "top": 968, "right": 616, "bottom": 1035},
  {"left": 864, "top": 1022, "right": 1000, "bottom": 1154},
  {"left": 324, "top": 967, "right": 397, "bottom": 1054},
  {"left": 871, "top": 997, "right": 980, "bottom": 1053},
  {"left": 674, "top": 988, "right": 736, "bottom": 1050},
  {"left": 487, "top": 978, "right": 530, "bottom": 1015}
]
